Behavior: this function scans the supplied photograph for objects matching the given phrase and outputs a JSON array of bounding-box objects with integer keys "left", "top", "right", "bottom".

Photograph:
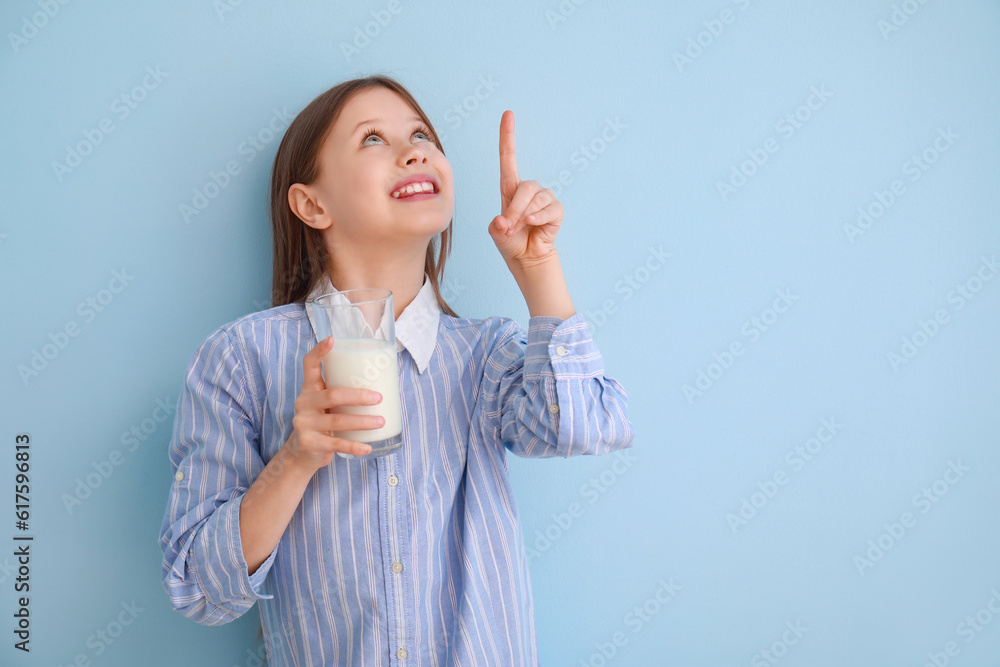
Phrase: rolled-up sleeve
[
  {"left": 482, "top": 312, "right": 635, "bottom": 458},
  {"left": 158, "top": 326, "right": 279, "bottom": 625}
]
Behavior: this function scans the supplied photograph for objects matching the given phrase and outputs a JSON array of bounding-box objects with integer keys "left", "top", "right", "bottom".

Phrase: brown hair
[{"left": 268, "top": 74, "right": 458, "bottom": 316}]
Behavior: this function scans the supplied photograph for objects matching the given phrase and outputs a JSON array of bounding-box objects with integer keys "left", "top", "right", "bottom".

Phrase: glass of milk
[{"left": 309, "top": 288, "right": 402, "bottom": 459}]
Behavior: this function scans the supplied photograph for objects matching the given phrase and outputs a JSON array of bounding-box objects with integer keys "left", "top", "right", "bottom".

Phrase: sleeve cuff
[
  {"left": 547, "top": 312, "right": 606, "bottom": 377},
  {"left": 524, "top": 316, "right": 563, "bottom": 381},
  {"left": 524, "top": 313, "right": 606, "bottom": 379},
  {"left": 247, "top": 547, "right": 278, "bottom": 595},
  {"left": 193, "top": 493, "right": 275, "bottom": 607},
  {"left": 234, "top": 494, "right": 277, "bottom": 600}
]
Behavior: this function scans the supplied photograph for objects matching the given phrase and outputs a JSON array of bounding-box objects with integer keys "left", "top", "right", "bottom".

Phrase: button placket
[
  {"left": 548, "top": 339, "right": 567, "bottom": 415},
  {"left": 380, "top": 457, "right": 409, "bottom": 664}
]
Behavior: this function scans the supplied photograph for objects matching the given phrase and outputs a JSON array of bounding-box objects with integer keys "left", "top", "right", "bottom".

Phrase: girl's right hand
[{"left": 285, "top": 336, "right": 385, "bottom": 470}]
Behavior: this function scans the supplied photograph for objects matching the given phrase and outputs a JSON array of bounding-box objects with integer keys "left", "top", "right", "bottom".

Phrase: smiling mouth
[{"left": 391, "top": 181, "right": 438, "bottom": 199}]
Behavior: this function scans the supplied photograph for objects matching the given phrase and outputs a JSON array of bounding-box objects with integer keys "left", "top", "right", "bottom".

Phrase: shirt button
[
  {"left": 391, "top": 561, "right": 403, "bottom": 573},
  {"left": 555, "top": 345, "right": 569, "bottom": 356},
  {"left": 397, "top": 647, "right": 408, "bottom": 659},
  {"left": 174, "top": 471, "right": 184, "bottom": 481},
  {"left": 388, "top": 474, "right": 399, "bottom": 487},
  {"left": 548, "top": 404, "right": 559, "bottom": 415}
]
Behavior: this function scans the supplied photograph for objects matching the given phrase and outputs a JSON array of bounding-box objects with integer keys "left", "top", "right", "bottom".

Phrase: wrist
[
  {"left": 277, "top": 434, "right": 324, "bottom": 480},
  {"left": 507, "top": 251, "right": 576, "bottom": 320},
  {"left": 505, "top": 248, "right": 560, "bottom": 278}
]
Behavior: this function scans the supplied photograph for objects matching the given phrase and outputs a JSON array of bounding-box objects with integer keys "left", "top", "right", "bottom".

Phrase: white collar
[{"left": 304, "top": 273, "right": 441, "bottom": 374}]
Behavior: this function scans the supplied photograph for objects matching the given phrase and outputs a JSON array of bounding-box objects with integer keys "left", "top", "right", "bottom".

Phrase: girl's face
[{"left": 298, "top": 86, "right": 454, "bottom": 250}]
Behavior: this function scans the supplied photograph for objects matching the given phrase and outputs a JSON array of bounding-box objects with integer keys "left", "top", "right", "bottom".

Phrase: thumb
[{"left": 489, "top": 214, "right": 514, "bottom": 245}]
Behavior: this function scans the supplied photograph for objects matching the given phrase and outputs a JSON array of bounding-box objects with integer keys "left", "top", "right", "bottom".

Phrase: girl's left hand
[{"left": 488, "top": 110, "right": 565, "bottom": 269}]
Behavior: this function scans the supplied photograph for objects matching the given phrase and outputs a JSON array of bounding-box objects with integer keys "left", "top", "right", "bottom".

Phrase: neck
[{"left": 327, "top": 247, "right": 427, "bottom": 320}]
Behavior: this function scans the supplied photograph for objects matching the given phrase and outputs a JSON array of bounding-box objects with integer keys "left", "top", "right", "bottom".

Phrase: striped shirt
[{"left": 158, "top": 274, "right": 635, "bottom": 666}]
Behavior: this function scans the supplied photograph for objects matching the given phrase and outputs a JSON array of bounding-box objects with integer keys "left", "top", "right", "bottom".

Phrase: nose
[{"left": 401, "top": 143, "right": 428, "bottom": 166}]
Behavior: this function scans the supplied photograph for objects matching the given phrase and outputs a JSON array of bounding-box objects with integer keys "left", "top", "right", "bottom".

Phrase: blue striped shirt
[{"left": 159, "top": 274, "right": 635, "bottom": 666}]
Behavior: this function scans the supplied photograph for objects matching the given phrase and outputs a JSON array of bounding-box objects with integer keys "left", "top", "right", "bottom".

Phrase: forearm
[
  {"left": 508, "top": 250, "right": 576, "bottom": 320},
  {"left": 238, "top": 436, "right": 316, "bottom": 574}
]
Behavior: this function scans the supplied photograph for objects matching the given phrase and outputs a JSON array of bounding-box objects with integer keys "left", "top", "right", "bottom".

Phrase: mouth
[{"left": 390, "top": 177, "right": 439, "bottom": 200}]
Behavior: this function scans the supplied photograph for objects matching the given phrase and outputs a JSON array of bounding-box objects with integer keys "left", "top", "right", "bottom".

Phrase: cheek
[
  {"left": 437, "top": 158, "right": 454, "bottom": 190},
  {"left": 320, "top": 179, "right": 351, "bottom": 215},
  {"left": 326, "top": 171, "right": 378, "bottom": 211}
]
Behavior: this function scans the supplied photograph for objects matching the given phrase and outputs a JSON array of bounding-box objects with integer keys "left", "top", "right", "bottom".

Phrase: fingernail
[{"left": 370, "top": 391, "right": 382, "bottom": 403}]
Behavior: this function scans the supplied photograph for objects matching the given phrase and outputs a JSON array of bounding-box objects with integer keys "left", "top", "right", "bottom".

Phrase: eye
[
  {"left": 360, "top": 125, "right": 436, "bottom": 146},
  {"left": 414, "top": 125, "right": 434, "bottom": 143},
  {"left": 361, "top": 127, "right": 385, "bottom": 146}
]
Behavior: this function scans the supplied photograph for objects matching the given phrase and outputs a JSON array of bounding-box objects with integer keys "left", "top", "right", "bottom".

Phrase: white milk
[{"left": 321, "top": 338, "right": 402, "bottom": 443}]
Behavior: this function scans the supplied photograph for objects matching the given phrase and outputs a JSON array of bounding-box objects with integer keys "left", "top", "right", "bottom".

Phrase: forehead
[{"left": 334, "top": 87, "right": 419, "bottom": 133}]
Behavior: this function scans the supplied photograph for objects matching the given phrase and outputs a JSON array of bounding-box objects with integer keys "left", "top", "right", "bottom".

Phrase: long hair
[{"left": 268, "top": 74, "right": 458, "bottom": 316}]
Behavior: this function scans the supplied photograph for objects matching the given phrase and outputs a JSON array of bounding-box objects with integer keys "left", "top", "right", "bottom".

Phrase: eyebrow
[{"left": 351, "top": 115, "right": 424, "bottom": 136}]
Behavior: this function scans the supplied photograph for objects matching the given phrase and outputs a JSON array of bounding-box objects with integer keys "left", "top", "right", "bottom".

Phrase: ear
[{"left": 288, "top": 183, "right": 332, "bottom": 230}]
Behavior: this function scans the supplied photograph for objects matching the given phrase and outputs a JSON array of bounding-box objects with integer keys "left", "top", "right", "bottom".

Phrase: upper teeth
[{"left": 392, "top": 181, "right": 434, "bottom": 198}]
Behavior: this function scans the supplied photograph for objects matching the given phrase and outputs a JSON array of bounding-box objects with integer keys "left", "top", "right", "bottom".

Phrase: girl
[{"left": 159, "top": 74, "right": 635, "bottom": 666}]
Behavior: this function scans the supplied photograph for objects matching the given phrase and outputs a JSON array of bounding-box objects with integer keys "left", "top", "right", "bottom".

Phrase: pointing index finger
[{"left": 499, "top": 110, "right": 519, "bottom": 206}]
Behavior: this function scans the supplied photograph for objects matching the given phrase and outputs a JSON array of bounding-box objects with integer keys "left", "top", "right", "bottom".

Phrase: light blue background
[{"left": 2, "top": 0, "right": 999, "bottom": 665}]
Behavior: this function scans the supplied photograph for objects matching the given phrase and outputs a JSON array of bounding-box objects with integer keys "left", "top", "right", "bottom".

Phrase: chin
[
  {"left": 434, "top": 215, "right": 453, "bottom": 235},
  {"left": 400, "top": 212, "right": 452, "bottom": 237}
]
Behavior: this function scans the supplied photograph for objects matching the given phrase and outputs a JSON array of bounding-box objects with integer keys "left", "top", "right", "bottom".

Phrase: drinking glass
[{"left": 309, "top": 288, "right": 402, "bottom": 459}]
